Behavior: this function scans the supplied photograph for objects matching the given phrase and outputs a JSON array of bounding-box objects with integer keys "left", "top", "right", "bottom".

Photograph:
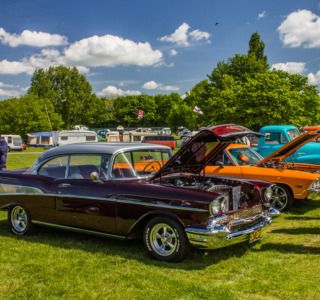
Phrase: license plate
[{"left": 249, "top": 229, "right": 262, "bottom": 243}]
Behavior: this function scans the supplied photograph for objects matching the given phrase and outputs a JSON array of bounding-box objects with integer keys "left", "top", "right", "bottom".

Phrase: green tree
[
  {"left": 28, "top": 66, "right": 106, "bottom": 128},
  {"left": 0, "top": 95, "right": 63, "bottom": 137},
  {"left": 248, "top": 32, "right": 268, "bottom": 67}
]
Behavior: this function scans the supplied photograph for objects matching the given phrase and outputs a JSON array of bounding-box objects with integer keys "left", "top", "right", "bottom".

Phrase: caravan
[
  {"left": 1, "top": 134, "right": 24, "bottom": 151},
  {"left": 58, "top": 130, "right": 98, "bottom": 146}
]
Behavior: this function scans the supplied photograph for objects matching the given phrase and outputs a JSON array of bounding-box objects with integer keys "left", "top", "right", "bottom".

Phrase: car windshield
[
  {"left": 112, "top": 150, "right": 171, "bottom": 178},
  {"left": 229, "top": 148, "right": 262, "bottom": 166},
  {"left": 287, "top": 129, "right": 300, "bottom": 141}
]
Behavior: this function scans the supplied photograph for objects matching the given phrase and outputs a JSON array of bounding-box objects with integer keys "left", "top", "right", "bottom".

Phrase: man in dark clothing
[{"left": 0, "top": 135, "right": 9, "bottom": 170}]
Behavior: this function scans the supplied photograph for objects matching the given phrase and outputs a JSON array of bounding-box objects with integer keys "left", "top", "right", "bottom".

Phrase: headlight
[
  {"left": 309, "top": 178, "right": 320, "bottom": 191},
  {"left": 209, "top": 196, "right": 228, "bottom": 216}
]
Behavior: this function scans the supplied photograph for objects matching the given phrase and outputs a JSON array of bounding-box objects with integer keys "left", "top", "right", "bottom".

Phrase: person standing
[{"left": 0, "top": 135, "right": 9, "bottom": 170}]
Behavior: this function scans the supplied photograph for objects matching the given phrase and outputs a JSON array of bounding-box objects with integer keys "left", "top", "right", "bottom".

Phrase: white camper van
[
  {"left": 58, "top": 130, "right": 98, "bottom": 146},
  {"left": 1, "top": 134, "right": 23, "bottom": 151}
]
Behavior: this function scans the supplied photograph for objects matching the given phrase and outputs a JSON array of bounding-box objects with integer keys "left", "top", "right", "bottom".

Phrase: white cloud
[
  {"left": 308, "top": 71, "right": 320, "bottom": 85},
  {"left": 142, "top": 81, "right": 179, "bottom": 92},
  {"left": 0, "top": 27, "right": 67, "bottom": 47},
  {"left": 278, "top": 9, "right": 320, "bottom": 48},
  {"left": 64, "top": 34, "right": 162, "bottom": 67},
  {"left": 271, "top": 62, "right": 306, "bottom": 74},
  {"left": 97, "top": 85, "right": 141, "bottom": 98},
  {"left": 0, "top": 88, "right": 21, "bottom": 97},
  {"left": 257, "top": 11, "right": 267, "bottom": 20},
  {"left": 169, "top": 49, "right": 178, "bottom": 56},
  {"left": 190, "top": 29, "right": 210, "bottom": 42},
  {"left": 160, "top": 23, "right": 210, "bottom": 47},
  {"left": 143, "top": 81, "right": 159, "bottom": 89},
  {"left": 0, "top": 59, "right": 34, "bottom": 75}
]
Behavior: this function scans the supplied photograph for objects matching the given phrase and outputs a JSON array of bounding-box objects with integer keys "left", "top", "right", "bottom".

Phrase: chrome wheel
[
  {"left": 149, "top": 223, "right": 178, "bottom": 257},
  {"left": 11, "top": 206, "right": 28, "bottom": 233},
  {"left": 270, "top": 185, "right": 288, "bottom": 211}
]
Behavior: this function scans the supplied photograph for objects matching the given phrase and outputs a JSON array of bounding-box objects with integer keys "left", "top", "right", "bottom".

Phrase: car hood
[
  {"left": 152, "top": 124, "right": 257, "bottom": 179},
  {"left": 257, "top": 130, "right": 320, "bottom": 166}
]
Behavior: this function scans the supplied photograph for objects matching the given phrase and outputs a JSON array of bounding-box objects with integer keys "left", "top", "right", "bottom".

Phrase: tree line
[{"left": 0, "top": 32, "right": 319, "bottom": 137}]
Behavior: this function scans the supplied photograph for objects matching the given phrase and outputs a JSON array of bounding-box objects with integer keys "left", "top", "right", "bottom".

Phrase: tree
[
  {"left": 28, "top": 66, "right": 106, "bottom": 128},
  {"left": 187, "top": 32, "right": 320, "bottom": 129},
  {"left": 0, "top": 95, "right": 63, "bottom": 137}
]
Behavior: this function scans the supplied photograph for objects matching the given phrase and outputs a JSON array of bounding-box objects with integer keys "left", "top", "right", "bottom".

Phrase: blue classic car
[{"left": 255, "top": 125, "right": 320, "bottom": 164}]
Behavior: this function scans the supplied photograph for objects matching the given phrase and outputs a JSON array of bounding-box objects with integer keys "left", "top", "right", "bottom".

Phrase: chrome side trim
[
  {"left": 0, "top": 190, "right": 207, "bottom": 213},
  {"left": 32, "top": 220, "right": 126, "bottom": 240}
]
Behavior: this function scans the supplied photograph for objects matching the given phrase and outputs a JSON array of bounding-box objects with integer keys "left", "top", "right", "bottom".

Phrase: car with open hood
[
  {"left": 0, "top": 127, "right": 276, "bottom": 262},
  {"left": 204, "top": 128, "right": 320, "bottom": 211}
]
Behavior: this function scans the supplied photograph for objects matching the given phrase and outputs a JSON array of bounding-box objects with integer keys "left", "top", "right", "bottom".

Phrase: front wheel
[
  {"left": 143, "top": 216, "right": 189, "bottom": 262},
  {"left": 8, "top": 205, "right": 33, "bottom": 235},
  {"left": 270, "top": 185, "right": 293, "bottom": 211}
]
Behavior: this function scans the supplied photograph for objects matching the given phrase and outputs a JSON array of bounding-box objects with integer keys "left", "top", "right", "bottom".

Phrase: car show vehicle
[
  {"left": 256, "top": 125, "right": 320, "bottom": 164},
  {"left": 205, "top": 130, "right": 320, "bottom": 211},
  {"left": 0, "top": 125, "right": 277, "bottom": 262}
]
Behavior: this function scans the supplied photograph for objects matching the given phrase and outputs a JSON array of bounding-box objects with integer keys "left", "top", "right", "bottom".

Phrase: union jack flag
[{"left": 137, "top": 109, "right": 144, "bottom": 119}]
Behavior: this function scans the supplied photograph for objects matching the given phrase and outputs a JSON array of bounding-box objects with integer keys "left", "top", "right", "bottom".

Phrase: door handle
[{"left": 58, "top": 183, "right": 71, "bottom": 188}]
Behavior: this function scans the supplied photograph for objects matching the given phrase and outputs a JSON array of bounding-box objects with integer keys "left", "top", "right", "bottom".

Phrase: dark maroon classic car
[{"left": 0, "top": 125, "right": 278, "bottom": 261}]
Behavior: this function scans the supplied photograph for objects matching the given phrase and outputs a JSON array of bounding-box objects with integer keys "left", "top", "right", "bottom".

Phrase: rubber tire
[
  {"left": 143, "top": 216, "right": 190, "bottom": 262},
  {"left": 8, "top": 205, "right": 33, "bottom": 236},
  {"left": 271, "top": 184, "right": 293, "bottom": 212}
]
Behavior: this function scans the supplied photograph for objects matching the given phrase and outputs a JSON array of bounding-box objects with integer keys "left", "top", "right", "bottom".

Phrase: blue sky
[{"left": 0, "top": 0, "right": 320, "bottom": 99}]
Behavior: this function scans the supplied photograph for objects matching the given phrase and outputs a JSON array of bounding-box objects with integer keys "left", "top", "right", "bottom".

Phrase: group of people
[{"left": 0, "top": 135, "right": 8, "bottom": 170}]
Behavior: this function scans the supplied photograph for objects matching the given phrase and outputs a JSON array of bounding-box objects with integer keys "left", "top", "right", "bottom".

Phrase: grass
[{"left": 0, "top": 151, "right": 320, "bottom": 299}]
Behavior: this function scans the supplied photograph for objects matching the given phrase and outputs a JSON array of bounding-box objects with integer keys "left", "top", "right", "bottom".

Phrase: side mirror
[
  {"left": 90, "top": 171, "right": 101, "bottom": 182},
  {"left": 215, "top": 161, "right": 224, "bottom": 168}
]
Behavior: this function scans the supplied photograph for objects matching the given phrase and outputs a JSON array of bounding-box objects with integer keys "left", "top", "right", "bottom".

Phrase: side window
[
  {"left": 38, "top": 156, "right": 68, "bottom": 179},
  {"left": 7, "top": 137, "right": 12, "bottom": 143},
  {"left": 112, "top": 152, "right": 136, "bottom": 178},
  {"left": 264, "top": 132, "right": 286, "bottom": 145},
  {"left": 68, "top": 155, "right": 102, "bottom": 179}
]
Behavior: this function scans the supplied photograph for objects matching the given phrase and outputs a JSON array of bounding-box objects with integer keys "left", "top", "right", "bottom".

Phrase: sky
[{"left": 0, "top": 0, "right": 320, "bottom": 99}]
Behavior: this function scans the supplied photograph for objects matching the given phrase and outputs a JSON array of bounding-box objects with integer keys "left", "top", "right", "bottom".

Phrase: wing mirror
[
  {"left": 90, "top": 171, "right": 102, "bottom": 182},
  {"left": 216, "top": 161, "right": 224, "bottom": 168}
]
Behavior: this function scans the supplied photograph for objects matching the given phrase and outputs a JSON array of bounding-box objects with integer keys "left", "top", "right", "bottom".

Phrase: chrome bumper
[{"left": 185, "top": 210, "right": 277, "bottom": 250}]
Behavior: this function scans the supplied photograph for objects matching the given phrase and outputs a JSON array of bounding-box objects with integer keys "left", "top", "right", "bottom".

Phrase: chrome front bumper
[{"left": 185, "top": 209, "right": 278, "bottom": 250}]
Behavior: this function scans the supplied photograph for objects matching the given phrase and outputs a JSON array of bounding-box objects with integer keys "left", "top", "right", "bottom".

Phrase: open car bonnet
[
  {"left": 257, "top": 130, "right": 320, "bottom": 166},
  {"left": 152, "top": 124, "right": 257, "bottom": 179}
]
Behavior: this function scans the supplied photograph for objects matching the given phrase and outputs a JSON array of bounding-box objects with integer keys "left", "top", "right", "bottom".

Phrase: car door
[{"left": 54, "top": 154, "right": 117, "bottom": 234}]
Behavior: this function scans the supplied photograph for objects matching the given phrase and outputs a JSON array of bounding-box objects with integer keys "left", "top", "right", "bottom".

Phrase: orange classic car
[{"left": 204, "top": 130, "right": 320, "bottom": 211}]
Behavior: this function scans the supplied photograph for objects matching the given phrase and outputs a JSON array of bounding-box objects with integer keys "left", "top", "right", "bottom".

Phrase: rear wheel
[
  {"left": 270, "top": 185, "right": 293, "bottom": 211},
  {"left": 143, "top": 216, "right": 189, "bottom": 262},
  {"left": 8, "top": 205, "right": 33, "bottom": 235}
]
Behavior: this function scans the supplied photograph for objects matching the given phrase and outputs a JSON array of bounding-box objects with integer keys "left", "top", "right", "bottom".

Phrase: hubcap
[
  {"left": 11, "top": 206, "right": 28, "bottom": 233},
  {"left": 150, "top": 223, "right": 178, "bottom": 256},
  {"left": 270, "top": 186, "right": 288, "bottom": 211}
]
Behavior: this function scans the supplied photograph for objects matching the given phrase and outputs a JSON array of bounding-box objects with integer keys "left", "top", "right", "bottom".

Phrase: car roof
[
  {"left": 38, "top": 142, "right": 171, "bottom": 161},
  {"left": 260, "top": 125, "right": 298, "bottom": 132}
]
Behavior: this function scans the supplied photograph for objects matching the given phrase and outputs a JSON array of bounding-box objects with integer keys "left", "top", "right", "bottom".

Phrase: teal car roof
[{"left": 260, "top": 125, "right": 298, "bottom": 132}]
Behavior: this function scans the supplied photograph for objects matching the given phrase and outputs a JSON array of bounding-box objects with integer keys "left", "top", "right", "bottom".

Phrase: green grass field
[{"left": 0, "top": 150, "right": 319, "bottom": 299}]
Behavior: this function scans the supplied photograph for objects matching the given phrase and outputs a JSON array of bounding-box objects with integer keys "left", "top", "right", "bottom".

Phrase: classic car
[
  {"left": 205, "top": 129, "right": 320, "bottom": 211},
  {"left": 256, "top": 125, "right": 320, "bottom": 164},
  {"left": 0, "top": 126, "right": 277, "bottom": 262}
]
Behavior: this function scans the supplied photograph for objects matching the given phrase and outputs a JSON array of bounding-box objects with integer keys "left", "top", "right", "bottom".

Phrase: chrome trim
[
  {"left": 185, "top": 214, "right": 273, "bottom": 249},
  {"left": 32, "top": 220, "right": 126, "bottom": 240},
  {"left": 0, "top": 191, "right": 207, "bottom": 213}
]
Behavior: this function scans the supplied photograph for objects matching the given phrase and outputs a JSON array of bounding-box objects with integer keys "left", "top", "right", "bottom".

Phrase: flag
[
  {"left": 193, "top": 105, "right": 203, "bottom": 114},
  {"left": 137, "top": 109, "right": 144, "bottom": 119}
]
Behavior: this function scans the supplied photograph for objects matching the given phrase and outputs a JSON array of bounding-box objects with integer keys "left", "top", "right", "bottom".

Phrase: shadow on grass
[
  {"left": 271, "top": 227, "right": 320, "bottom": 235},
  {"left": 0, "top": 219, "right": 249, "bottom": 270},
  {"left": 290, "top": 198, "right": 320, "bottom": 215},
  {"left": 253, "top": 243, "right": 319, "bottom": 255}
]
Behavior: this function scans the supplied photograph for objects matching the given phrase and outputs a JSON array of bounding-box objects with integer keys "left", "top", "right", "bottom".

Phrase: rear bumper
[{"left": 185, "top": 210, "right": 277, "bottom": 250}]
